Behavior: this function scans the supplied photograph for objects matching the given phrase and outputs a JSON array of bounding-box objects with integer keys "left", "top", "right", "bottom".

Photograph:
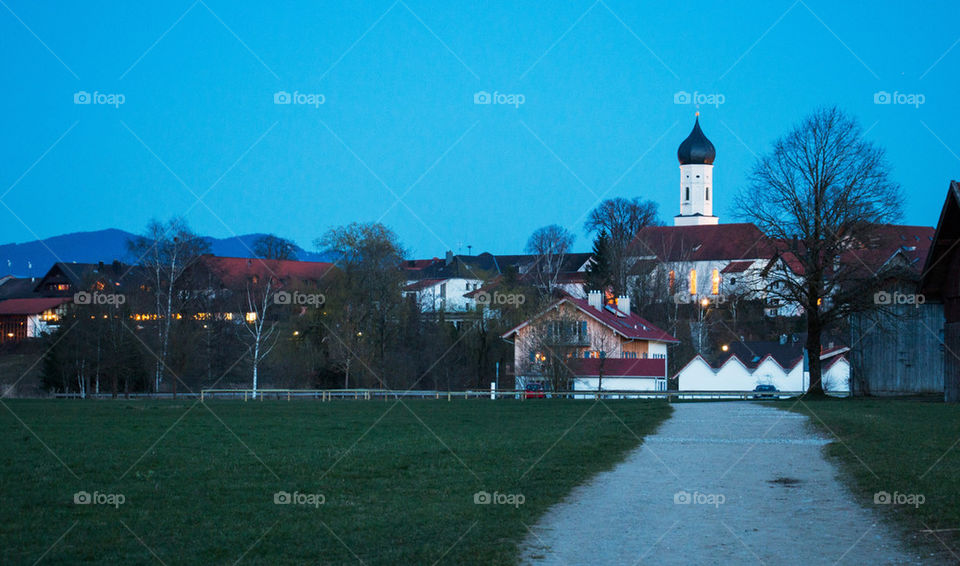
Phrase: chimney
[
  {"left": 616, "top": 295, "right": 630, "bottom": 316},
  {"left": 445, "top": 250, "right": 454, "bottom": 266},
  {"left": 588, "top": 290, "right": 602, "bottom": 310}
]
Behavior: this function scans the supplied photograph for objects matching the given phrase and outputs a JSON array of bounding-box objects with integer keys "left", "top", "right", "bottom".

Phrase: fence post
[
  {"left": 201, "top": 390, "right": 204, "bottom": 402},
  {"left": 287, "top": 391, "right": 290, "bottom": 402},
  {"left": 244, "top": 391, "right": 247, "bottom": 402}
]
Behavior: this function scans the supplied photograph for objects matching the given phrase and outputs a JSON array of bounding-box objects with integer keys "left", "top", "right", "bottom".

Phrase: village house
[{"left": 502, "top": 290, "right": 678, "bottom": 392}]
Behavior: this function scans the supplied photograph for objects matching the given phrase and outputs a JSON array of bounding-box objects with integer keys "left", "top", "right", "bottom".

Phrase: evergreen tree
[{"left": 584, "top": 231, "right": 613, "bottom": 294}]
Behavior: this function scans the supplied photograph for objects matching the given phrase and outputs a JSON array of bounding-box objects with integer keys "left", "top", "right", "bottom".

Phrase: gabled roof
[
  {"left": 502, "top": 293, "right": 679, "bottom": 343},
  {"left": 0, "top": 297, "right": 71, "bottom": 315},
  {"left": 199, "top": 256, "right": 336, "bottom": 289},
  {"left": 630, "top": 223, "right": 772, "bottom": 262},
  {"left": 921, "top": 180, "right": 960, "bottom": 299}
]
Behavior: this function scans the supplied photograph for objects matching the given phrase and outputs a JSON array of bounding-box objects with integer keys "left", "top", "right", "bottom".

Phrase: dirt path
[{"left": 521, "top": 402, "right": 929, "bottom": 565}]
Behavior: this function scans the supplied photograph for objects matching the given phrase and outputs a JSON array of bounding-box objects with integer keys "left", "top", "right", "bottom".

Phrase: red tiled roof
[
  {"left": 502, "top": 294, "right": 679, "bottom": 344},
  {"left": 721, "top": 260, "right": 754, "bottom": 274},
  {"left": 200, "top": 256, "right": 336, "bottom": 288},
  {"left": 630, "top": 223, "right": 773, "bottom": 262},
  {"left": 570, "top": 358, "right": 666, "bottom": 378},
  {"left": 564, "top": 296, "right": 679, "bottom": 343},
  {"left": 0, "top": 297, "right": 71, "bottom": 315}
]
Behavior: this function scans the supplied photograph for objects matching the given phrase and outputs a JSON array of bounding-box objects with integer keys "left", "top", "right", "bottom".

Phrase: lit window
[
  {"left": 245, "top": 312, "right": 257, "bottom": 323},
  {"left": 711, "top": 269, "right": 720, "bottom": 295},
  {"left": 689, "top": 270, "right": 697, "bottom": 295},
  {"left": 668, "top": 270, "right": 675, "bottom": 293}
]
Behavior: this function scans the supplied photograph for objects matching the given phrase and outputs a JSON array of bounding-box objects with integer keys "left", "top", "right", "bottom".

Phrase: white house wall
[{"left": 678, "top": 355, "right": 850, "bottom": 395}]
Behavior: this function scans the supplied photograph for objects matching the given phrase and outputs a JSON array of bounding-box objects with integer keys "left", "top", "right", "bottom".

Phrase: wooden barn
[{"left": 921, "top": 180, "right": 960, "bottom": 402}]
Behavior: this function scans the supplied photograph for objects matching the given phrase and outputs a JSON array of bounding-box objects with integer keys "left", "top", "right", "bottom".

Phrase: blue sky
[{"left": 1, "top": 1, "right": 957, "bottom": 256}]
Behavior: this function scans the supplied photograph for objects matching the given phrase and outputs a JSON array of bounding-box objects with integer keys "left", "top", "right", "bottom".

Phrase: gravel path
[{"left": 521, "top": 402, "right": 929, "bottom": 565}]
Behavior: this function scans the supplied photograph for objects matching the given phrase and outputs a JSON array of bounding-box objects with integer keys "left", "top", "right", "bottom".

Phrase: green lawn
[
  {"left": 788, "top": 398, "right": 960, "bottom": 560},
  {"left": 0, "top": 398, "right": 670, "bottom": 565}
]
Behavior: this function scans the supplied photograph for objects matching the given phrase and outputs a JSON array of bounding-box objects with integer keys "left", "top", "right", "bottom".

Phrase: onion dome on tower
[{"left": 677, "top": 113, "right": 716, "bottom": 165}]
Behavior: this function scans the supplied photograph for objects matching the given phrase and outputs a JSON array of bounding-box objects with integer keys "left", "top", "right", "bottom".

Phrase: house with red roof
[{"left": 502, "top": 290, "right": 678, "bottom": 392}]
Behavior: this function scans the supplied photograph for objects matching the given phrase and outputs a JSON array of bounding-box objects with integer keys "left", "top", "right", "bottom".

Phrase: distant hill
[{"left": 0, "top": 229, "right": 334, "bottom": 277}]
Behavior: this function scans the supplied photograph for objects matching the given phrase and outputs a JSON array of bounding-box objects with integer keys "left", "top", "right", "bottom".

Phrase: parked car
[
  {"left": 752, "top": 384, "right": 779, "bottom": 399},
  {"left": 524, "top": 382, "right": 546, "bottom": 399}
]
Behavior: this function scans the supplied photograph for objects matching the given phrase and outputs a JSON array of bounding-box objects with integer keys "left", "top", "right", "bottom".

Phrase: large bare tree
[
  {"left": 584, "top": 197, "right": 660, "bottom": 295},
  {"left": 128, "top": 218, "right": 209, "bottom": 393},
  {"left": 736, "top": 107, "right": 903, "bottom": 395},
  {"left": 525, "top": 224, "right": 575, "bottom": 295}
]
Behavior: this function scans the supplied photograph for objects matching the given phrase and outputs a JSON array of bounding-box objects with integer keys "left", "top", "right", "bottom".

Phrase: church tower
[{"left": 674, "top": 113, "right": 718, "bottom": 226}]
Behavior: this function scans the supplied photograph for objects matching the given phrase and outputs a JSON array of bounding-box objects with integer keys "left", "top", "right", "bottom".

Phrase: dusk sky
[{"left": 1, "top": 1, "right": 957, "bottom": 256}]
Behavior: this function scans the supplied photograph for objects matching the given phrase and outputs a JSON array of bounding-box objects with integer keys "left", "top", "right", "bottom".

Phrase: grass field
[
  {"left": 0, "top": 398, "right": 670, "bottom": 565},
  {"left": 790, "top": 398, "right": 960, "bottom": 561}
]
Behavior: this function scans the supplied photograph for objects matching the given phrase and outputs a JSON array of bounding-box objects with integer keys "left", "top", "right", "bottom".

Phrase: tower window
[
  {"left": 711, "top": 269, "right": 720, "bottom": 295},
  {"left": 689, "top": 270, "right": 697, "bottom": 295},
  {"left": 706, "top": 187, "right": 710, "bottom": 200},
  {"left": 696, "top": 175, "right": 700, "bottom": 178},
  {"left": 685, "top": 187, "right": 690, "bottom": 201}
]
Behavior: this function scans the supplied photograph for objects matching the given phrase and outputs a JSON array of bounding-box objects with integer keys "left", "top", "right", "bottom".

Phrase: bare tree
[
  {"left": 736, "top": 107, "right": 903, "bottom": 395},
  {"left": 585, "top": 197, "right": 660, "bottom": 295},
  {"left": 525, "top": 225, "right": 575, "bottom": 295},
  {"left": 253, "top": 235, "right": 298, "bottom": 260},
  {"left": 237, "top": 277, "right": 280, "bottom": 399},
  {"left": 128, "top": 218, "right": 210, "bottom": 393}
]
